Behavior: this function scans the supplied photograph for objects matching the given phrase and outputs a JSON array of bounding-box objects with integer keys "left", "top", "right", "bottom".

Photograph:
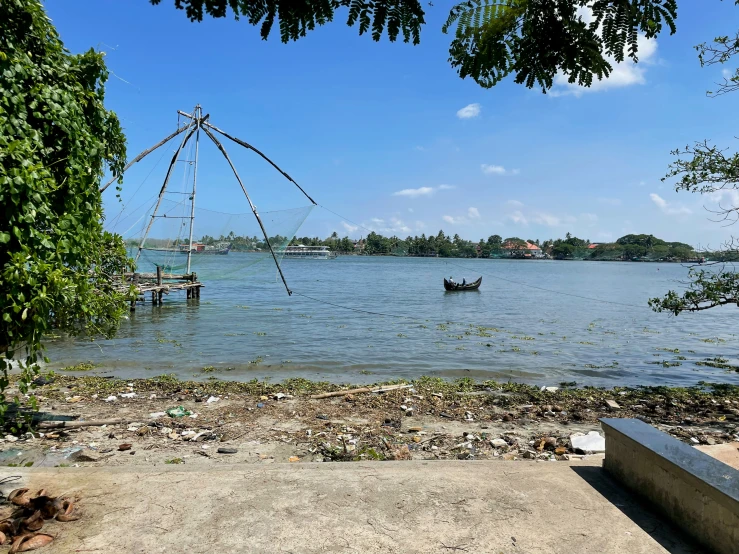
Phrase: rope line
[
  {"left": 314, "top": 205, "right": 648, "bottom": 310},
  {"left": 319, "top": 205, "right": 374, "bottom": 234},
  {"left": 443, "top": 259, "right": 648, "bottom": 310}
]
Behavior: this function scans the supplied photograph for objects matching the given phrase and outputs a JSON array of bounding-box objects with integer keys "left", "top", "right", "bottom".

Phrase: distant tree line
[{"left": 130, "top": 230, "right": 713, "bottom": 261}]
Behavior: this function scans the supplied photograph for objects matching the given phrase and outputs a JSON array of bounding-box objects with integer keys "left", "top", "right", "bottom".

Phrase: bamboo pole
[
  {"left": 202, "top": 126, "right": 293, "bottom": 296},
  {"left": 186, "top": 105, "right": 202, "bottom": 274},
  {"left": 135, "top": 124, "right": 197, "bottom": 265},
  {"left": 309, "top": 384, "right": 413, "bottom": 399},
  {"left": 202, "top": 121, "right": 317, "bottom": 206},
  {"left": 38, "top": 418, "right": 134, "bottom": 430},
  {"left": 99, "top": 123, "right": 194, "bottom": 193}
]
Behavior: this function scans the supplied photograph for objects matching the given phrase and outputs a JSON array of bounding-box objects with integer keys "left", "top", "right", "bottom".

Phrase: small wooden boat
[{"left": 444, "top": 277, "right": 482, "bottom": 291}]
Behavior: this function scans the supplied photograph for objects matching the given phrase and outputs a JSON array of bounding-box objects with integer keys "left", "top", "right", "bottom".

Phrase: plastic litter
[
  {"left": 166, "top": 406, "right": 192, "bottom": 418},
  {"left": 570, "top": 431, "right": 606, "bottom": 453}
]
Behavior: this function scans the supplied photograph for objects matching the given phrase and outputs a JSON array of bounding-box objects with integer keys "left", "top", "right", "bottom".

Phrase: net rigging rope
[{"left": 311, "top": 206, "right": 650, "bottom": 311}]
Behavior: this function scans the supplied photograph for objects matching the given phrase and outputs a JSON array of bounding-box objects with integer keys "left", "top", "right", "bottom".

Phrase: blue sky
[{"left": 47, "top": 1, "right": 739, "bottom": 248}]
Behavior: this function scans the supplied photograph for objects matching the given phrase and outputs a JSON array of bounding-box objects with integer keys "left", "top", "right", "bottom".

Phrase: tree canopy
[
  {"left": 650, "top": 6, "right": 739, "bottom": 314},
  {"left": 152, "top": 0, "right": 679, "bottom": 92},
  {"left": 0, "top": 0, "right": 131, "bottom": 419}
]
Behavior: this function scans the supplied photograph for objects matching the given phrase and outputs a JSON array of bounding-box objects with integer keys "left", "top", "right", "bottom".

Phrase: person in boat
[
  {"left": 449, "top": 276, "right": 456, "bottom": 286},
  {"left": 462, "top": 278, "right": 466, "bottom": 286}
]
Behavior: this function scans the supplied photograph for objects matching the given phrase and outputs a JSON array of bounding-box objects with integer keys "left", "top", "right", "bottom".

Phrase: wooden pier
[{"left": 121, "top": 267, "right": 204, "bottom": 310}]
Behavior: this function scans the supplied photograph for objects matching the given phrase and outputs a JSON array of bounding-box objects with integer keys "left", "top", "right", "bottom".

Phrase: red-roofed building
[{"left": 503, "top": 241, "right": 544, "bottom": 258}]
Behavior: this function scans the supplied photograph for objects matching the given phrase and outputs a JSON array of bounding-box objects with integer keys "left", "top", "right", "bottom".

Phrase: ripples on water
[{"left": 45, "top": 256, "right": 739, "bottom": 387}]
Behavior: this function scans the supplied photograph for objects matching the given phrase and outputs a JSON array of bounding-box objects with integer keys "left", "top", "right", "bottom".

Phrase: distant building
[
  {"left": 588, "top": 243, "right": 600, "bottom": 249},
  {"left": 503, "top": 241, "right": 543, "bottom": 258}
]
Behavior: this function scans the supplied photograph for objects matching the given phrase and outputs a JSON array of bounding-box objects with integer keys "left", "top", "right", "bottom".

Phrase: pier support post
[{"left": 158, "top": 290, "right": 163, "bottom": 305}]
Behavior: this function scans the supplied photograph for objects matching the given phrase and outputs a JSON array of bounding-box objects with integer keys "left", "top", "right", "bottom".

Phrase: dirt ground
[{"left": 1, "top": 375, "right": 737, "bottom": 469}]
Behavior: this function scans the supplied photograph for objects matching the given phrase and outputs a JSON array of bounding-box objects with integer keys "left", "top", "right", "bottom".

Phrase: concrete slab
[
  {"left": 1, "top": 461, "right": 699, "bottom": 554},
  {"left": 695, "top": 442, "right": 739, "bottom": 470}
]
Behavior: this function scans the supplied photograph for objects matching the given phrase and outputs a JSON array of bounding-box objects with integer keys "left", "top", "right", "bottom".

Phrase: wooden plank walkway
[{"left": 118, "top": 267, "right": 204, "bottom": 309}]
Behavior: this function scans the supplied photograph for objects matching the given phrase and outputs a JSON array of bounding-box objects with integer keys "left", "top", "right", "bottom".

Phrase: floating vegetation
[
  {"left": 297, "top": 314, "right": 312, "bottom": 318},
  {"left": 696, "top": 357, "right": 739, "bottom": 371},
  {"left": 235, "top": 305, "right": 250, "bottom": 309},
  {"left": 273, "top": 308, "right": 283, "bottom": 311},
  {"left": 657, "top": 348, "right": 680, "bottom": 354},
  {"left": 455, "top": 346, "right": 466, "bottom": 351},
  {"left": 436, "top": 324, "right": 448, "bottom": 331},
  {"left": 248, "top": 357, "right": 264, "bottom": 365},
  {"left": 447, "top": 335, "right": 464, "bottom": 340},
  {"left": 642, "top": 327, "right": 661, "bottom": 334},
  {"left": 647, "top": 360, "right": 682, "bottom": 368},
  {"left": 359, "top": 370, "right": 373, "bottom": 375},
  {"left": 559, "top": 381, "right": 578, "bottom": 387},
  {"left": 584, "top": 362, "right": 620, "bottom": 369},
  {"left": 254, "top": 332, "right": 267, "bottom": 336},
  {"left": 511, "top": 335, "right": 535, "bottom": 341},
  {"left": 155, "top": 334, "right": 182, "bottom": 348},
  {"left": 60, "top": 362, "right": 96, "bottom": 372},
  {"left": 201, "top": 366, "right": 217, "bottom": 373},
  {"left": 675, "top": 356, "right": 687, "bottom": 361},
  {"left": 578, "top": 341, "right": 595, "bottom": 345},
  {"left": 700, "top": 338, "right": 726, "bottom": 344}
]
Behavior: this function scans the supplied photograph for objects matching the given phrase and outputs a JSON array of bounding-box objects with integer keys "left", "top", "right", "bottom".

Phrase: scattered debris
[
  {"left": 104, "top": 396, "right": 117, "bottom": 402},
  {"left": 605, "top": 400, "right": 621, "bottom": 411},
  {"left": 570, "top": 431, "right": 606, "bottom": 453},
  {"left": 217, "top": 448, "right": 238, "bottom": 454},
  {"left": 540, "top": 386, "right": 559, "bottom": 393},
  {"left": 118, "top": 443, "right": 132, "bottom": 451},
  {"left": 166, "top": 406, "right": 192, "bottom": 418},
  {"left": 309, "top": 383, "right": 413, "bottom": 399},
  {"left": 0, "top": 487, "right": 79, "bottom": 552}
]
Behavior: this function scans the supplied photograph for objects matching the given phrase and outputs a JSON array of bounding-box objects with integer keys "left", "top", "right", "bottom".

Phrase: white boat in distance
[{"left": 283, "top": 245, "right": 337, "bottom": 259}]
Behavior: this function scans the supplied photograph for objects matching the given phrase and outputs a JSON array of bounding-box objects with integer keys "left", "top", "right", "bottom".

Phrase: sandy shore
[{"left": 1, "top": 375, "right": 737, "bottom": 468}]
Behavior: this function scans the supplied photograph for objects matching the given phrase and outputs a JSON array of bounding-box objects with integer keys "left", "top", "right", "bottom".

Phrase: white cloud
[
  {"left": 414, "top": 145, "right": 425, "bottom": 151},
  {"left": 393, "top": 187, "right": 435, "bottom": 198},
  {"left": 596, "top": 231, "right": 613, "bottom": 241},
  {"left": 650, "top": 193, "right": 692, "bottom": 215},
  {"left": 533, "top": 212, "right": 562, "bottom": 227},
  {"left": 580, "top": 213, "right": 599, "bottom": 225},
  {"left": 341, "top": 222, "right": 358, "bottom": 233},
  {"left": 415, "top": 221, "right": 425, "bottom": 230},
  {"left": 366, "top": 216, "right": 413, "bottom": 234},
  {"left": 551, "top": 33, "right": 658, "bottom": 97},
  {"left": 708, "top": 189, "right": 739, "bottom": 208},
  {"left": 597, "top": 197, "right": 622, "bottom": 206},
  {"left": 442, "top": 215, "right": 456, "bottom": 224},
  {"left": 408, "top": 208, "right": 414, "bottom": 213},
  {"left": 507, "top": 210, "right": 528, "bottom": 226},
  {"left": 468, "top": 207, "right": 480, "bottom": 219},
  {"left": 723, "top": 68, "right": 733, "bottom": 79},
  {"left": 506, "top": 199, "right": 524, "bottom": 207},
  {"left": 456, "top": 103, "right": 481, "bottom": 119},
  {"left": 481, "top": 164, "right": 520, "bottom": 176},
  {"left": 392, "top": 184, "right": 456, "bottom": 198}
]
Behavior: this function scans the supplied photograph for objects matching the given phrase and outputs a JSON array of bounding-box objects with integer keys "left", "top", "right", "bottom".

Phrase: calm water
[{"left": 45, "top": 256, "right": 739, "bottom": 387}]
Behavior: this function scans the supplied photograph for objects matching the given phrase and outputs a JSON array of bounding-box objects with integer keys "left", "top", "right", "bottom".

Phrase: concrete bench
[{"left": 600, "top": 418, "right": 739, "bottom": 554}]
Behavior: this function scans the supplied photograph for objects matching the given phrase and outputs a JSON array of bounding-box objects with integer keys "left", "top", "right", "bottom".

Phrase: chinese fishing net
[{"left": 105, "top": 120, "right": 315, "bottom": 284}]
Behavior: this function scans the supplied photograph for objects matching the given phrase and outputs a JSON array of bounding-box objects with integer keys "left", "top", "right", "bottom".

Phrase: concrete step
[{"left": 2, "top": 460, "right": 698, "bottom": 553}]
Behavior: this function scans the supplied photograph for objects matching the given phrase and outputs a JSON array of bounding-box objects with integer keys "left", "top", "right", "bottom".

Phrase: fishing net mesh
[{"left": 110, "top": 197, "right": 313, "bottom": 281}]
